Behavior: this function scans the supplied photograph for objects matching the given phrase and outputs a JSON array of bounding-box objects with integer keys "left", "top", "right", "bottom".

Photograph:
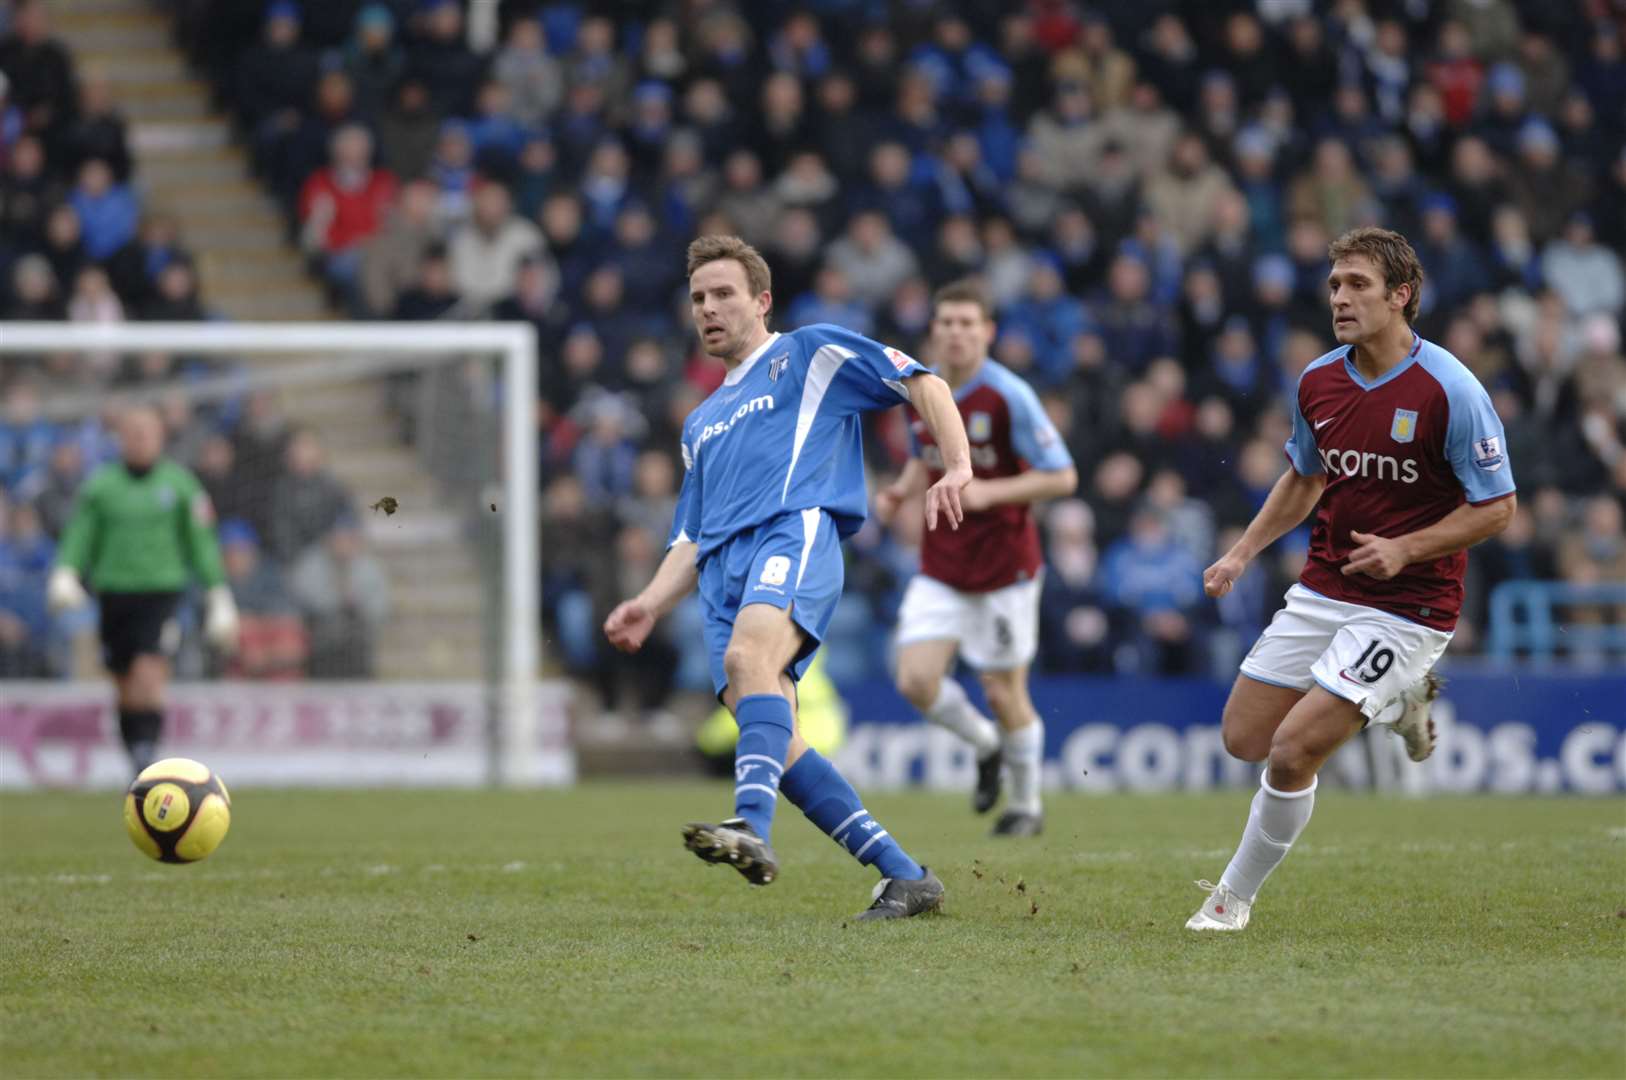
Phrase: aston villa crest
[
  {"left": 967, "top": 411, "right": 992, "bottom": 442},
  {"left": 768, "top": 353, "right": 789, "bottom": 382},
  {"left": 1390, "top": 408, "right": 1418, "bottom": 444}
]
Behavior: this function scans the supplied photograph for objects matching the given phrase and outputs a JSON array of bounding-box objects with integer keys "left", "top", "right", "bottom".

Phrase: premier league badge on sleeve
[
  {"left": 1472, "top": 434, "right": 1504, "bottom": 471},
  {"left": 1389, "top": 408, "right": 1418, "bottom": 444}
]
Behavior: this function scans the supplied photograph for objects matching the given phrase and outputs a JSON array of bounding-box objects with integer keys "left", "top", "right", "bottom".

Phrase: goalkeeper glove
[
  {"left": 46, "top": 567, "right": 88, "bottom": 614},
  {"left": 205, "top": 585, "right": 240, "bottom": 652}
]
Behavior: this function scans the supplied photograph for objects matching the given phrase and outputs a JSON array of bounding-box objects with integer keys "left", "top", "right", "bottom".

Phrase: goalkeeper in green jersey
[{"left": 47, "top": 407, "right": 239, "bottom": 773}]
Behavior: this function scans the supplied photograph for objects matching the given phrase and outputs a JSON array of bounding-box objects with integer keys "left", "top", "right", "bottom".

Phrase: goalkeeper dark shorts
[{"left": 98, "top": 591, "right": 183, "bottom": 675}]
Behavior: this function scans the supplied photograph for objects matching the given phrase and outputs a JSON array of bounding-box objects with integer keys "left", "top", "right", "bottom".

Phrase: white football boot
[
  {"left": 1389, "top": 669, "right": 1442, "bottom": 763},
  {"left": 1185, "top": 880, "right": 1252, "bottom": 931}
]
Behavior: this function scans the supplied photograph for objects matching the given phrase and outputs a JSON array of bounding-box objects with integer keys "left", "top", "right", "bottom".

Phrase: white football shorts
[
  {"left": 895, "top": 573, "right": 1042, "bottom": 671},
  {"left": 1239, "top": 583, "right": 1452, "bottom": 721}
]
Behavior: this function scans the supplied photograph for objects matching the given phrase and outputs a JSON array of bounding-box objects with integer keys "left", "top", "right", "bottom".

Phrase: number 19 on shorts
[{"left": 1347, "top": 638, "right": 1395, "bottom": 684}]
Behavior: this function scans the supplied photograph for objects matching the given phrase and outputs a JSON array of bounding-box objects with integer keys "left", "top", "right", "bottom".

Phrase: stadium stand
[{"left": 3, "top": 0, "right": 1624, "bottom": 703}]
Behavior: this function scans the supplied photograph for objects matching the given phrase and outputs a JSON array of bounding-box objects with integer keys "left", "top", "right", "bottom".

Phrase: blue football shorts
[{"left": 697, "top": 507, "right": 844, "bottom": 697}]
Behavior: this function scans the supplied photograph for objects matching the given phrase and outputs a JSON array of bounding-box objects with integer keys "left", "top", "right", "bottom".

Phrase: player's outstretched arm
[
  {"left": 604, "top": 539, "right": 700, "bottom": 653},
  {"left": 1343, "top": 493, "right": 1517, "bottom": 580},
  {"left": 961, "top": 465, "right": 1078, "bottom": 513},
  {"left": 1204, "top": 467, "right": 1326, "bottom": 598},
  {"left": 179, "top": 477, "right": 239, "bottom": 651},
  {"left": 47, "top": 481, "right": 99, "bottom": 613},
  {"left": 906, "top": 373, "right": 973, "bottom": 531}
]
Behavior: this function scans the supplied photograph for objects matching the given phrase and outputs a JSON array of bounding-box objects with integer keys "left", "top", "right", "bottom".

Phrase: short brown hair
[
  {"left": 686, "top": 234, "right": 772, "bottom": 299},
  {"left": 1327, "top": 227, "right": 1424, "bottom": 324},
  {"left": 932, "top": 278, "right": 994, "bottom": 321}
]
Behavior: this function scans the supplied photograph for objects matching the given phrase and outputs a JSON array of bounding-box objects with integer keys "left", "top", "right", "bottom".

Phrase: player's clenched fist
[
  {"left": 1342, "top": 529, "right": 1411, "bottom": 579},
  {"left": 925, "top": 464, "right": 973, "bottom": 531},
  {"left": 603, "top": 598, "right": 655, "bottom": 653},
  {"left": 1203, "top": 552, "right": 1248, "bottom": 598},
  {"left": 873, "top": 483, "right": 907, "bottom": 526}
]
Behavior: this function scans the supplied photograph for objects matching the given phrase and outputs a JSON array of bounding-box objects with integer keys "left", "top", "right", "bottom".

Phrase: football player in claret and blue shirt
[
  {"left": 875, "top": 281, "right": 1077, "bottom": 838},
  {"left": 604, "top": 235, "right": 973, "bottom": 921},
  {"left": 1187, "top": 228, "right": 1517, "bottom": 932}
]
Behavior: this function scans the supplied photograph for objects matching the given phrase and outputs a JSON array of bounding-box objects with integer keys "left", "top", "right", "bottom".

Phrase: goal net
[{"left": 0, "top": 322, "right": 570, "bottom": 789}]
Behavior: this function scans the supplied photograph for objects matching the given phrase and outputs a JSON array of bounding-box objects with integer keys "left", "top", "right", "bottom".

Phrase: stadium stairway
[
  {"left": 51, "top": 0, "right": 323, "bottom": 322},
  {"left": 54, "top": 0, "right": 490, "bottom": 680}
]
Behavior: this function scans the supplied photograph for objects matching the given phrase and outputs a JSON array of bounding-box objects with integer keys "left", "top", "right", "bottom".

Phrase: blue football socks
[
  {"left": 732, "top": 694, "right": 794, "bottom": 839},
  {"left": 780, "top": 749, "right": 925, "bottom": 881}
]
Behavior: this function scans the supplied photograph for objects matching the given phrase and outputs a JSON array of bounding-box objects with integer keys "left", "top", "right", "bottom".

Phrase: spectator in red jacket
[
  {"left": 1427, "top": 20, "right": 1484, "bottom": 128},
  {"left": 297, "top": 124, "right": 396, "bottom": 298}
]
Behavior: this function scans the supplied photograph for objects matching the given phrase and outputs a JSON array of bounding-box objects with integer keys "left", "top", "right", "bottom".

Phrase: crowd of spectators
[
  {"left": 0, "top": 0, "right": 400, "bottom": 680},
  {"left": 9, "top": 1, "right": 1626, "bottom": 693},
  {"left": 0, "top": 3, "right": 211, "bottom": 329},
  {"left": 0, "top": 351, "right": 393, "bottom": 679}
]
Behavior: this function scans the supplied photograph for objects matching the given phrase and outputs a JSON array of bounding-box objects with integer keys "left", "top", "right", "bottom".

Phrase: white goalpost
[{"left": 1, "top": 321, "right": 562, "bottom": 788}]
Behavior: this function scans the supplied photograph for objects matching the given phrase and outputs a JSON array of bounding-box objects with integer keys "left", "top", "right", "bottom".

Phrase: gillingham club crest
[
  {"left": 1390, "top": 408, "right": 1418, "bottom": 444},
  {"left": 767, "top": 353, "right": 789, "bottom": 382}
]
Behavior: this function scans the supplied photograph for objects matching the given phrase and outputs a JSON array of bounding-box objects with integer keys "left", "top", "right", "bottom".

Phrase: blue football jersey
[{"left": 667, "top": 324, "right": 927, "bottom": 558}]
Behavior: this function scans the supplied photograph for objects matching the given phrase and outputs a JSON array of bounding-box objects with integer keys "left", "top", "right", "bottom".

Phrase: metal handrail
[{"left": 1485, "top": 580, "right": 1626, "bottom": 658}]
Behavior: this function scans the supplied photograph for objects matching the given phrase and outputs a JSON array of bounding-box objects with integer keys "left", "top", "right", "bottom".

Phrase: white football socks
[
  {"left": 1002, "top": 720, "right": 1044, "bottom": 816},
  {"left": 1218, "top": 773, "right": 1318, "bottom": 901},
  {"left": 925, "top": 677, "right": 1001, "bottom": 758}
]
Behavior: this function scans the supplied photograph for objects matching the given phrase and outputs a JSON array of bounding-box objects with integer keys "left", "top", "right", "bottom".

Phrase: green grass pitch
[{"left": 3, "top": 782, "right": 1623, "bottom": 1078}]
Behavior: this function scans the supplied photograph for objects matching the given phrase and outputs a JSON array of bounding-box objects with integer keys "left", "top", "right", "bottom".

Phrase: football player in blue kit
[{"left": 604, "top": 235, "right": 973, "bottom": 920}]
